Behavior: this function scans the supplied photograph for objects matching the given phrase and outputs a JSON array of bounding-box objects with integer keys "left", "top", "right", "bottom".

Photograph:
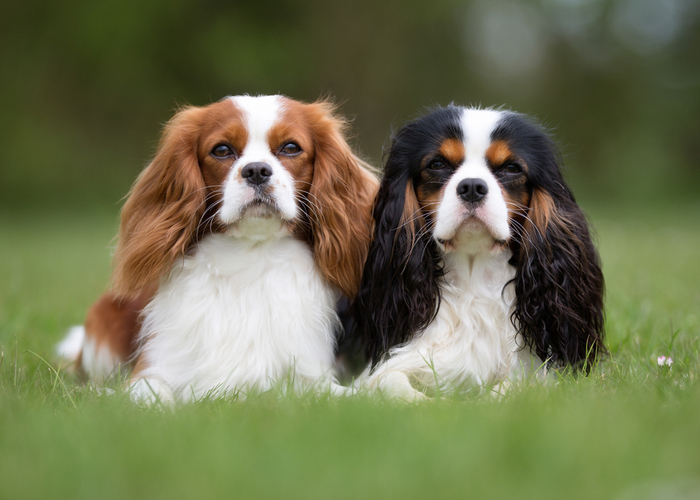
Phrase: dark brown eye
[
  {"left": 279, "top": 142, "right": 301, "bottom": 156},
  {"left": 502, "top": 163, "right": 522, "bottom": 174},
  {"left": 211, "top": 144, "right": 234, "bottom": 158},
  {"left": 428, "top": 160, "right": 446, "bottom": 171}
]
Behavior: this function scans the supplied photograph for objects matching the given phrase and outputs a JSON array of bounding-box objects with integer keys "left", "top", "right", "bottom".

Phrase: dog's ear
[
  {"left": 512, "top": 167, "right": 605, "bottom": 370},
  {"left": 355, "top": 152, "right": 444, "bottom": 368},
  {"left": 305, "top": 101, "right": 379, "bottom": 299},
  {"left": 112, "top": 106, "right": 207, "bottom": 298}
]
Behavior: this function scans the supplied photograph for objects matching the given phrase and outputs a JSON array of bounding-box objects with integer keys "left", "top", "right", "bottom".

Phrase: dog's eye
[
  {"left": 502, "top": 163, "right": 522, "bottom": 174},
  {"left": 211, "top": 144, "right": 234, "bottom": 158},
  {"left": 428, "top": 160, "right": 446, "bottom": 171},
  {"left": 279, "top": 142, "right": 301, "bottom": 156}
]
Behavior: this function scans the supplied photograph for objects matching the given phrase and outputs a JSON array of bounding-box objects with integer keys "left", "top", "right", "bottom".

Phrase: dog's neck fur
[
  {"left": 134, "top": 219, "right": 340, "bottom": 401},
  {"left": 368, "top": 230, "right": 538, "bottom": 394}
]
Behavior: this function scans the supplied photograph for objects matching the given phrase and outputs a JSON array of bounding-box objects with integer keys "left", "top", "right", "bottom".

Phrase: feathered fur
[
  {"left": 493, "top": 114, "right": 605, "bottom": 369},
  {"left": 112, "top": 106, "right": 208, "bottom": 298},
  {"left": 57, "top": 95, "right": 379, "bottom": 402},
  {"left": 355, "top": 106, "right": 605, "bottom": 398}
]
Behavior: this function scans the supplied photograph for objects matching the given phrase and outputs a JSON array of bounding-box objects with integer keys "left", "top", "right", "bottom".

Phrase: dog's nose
[
  {"left": 241, "top": 162, "right": 273, "bottom": 186},
  {"left": 456, "top": 178, "right": 489, "bottom": 203}
]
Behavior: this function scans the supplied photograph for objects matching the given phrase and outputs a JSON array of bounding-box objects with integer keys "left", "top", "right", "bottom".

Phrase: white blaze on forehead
[
  {"left": 229, "top": 95, "right": 283, "bottom": 152},
  {"left": 453, "top": 108, "right": 504, "bottom": 179},
  {"left": 461, "top": 108, "right": 503, "bottom": 160}
]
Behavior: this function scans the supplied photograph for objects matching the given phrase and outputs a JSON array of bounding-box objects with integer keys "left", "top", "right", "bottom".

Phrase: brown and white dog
[{"left": 57, "top": 95, "right": 378, "bottom": 403}]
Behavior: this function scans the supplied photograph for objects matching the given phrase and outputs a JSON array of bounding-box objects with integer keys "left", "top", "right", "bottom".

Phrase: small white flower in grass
[{"left": 657, "top": 356, "right": 673, "bottom": 367}]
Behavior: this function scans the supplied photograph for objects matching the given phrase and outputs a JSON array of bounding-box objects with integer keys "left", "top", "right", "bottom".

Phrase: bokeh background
[
  {"left": 2, "top": 5, "right": 700, "bottom": 496},
  {"left": 2, "top": 0, "right": 699, "bottom": 213}
]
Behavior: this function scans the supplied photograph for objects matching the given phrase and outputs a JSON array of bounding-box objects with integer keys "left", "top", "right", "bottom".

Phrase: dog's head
[
  {"left": 357, "top": 105, "right": 605, "bottom": 369},
  {"left": 112, "top": 95, "right": 378, "bottom": 299}
]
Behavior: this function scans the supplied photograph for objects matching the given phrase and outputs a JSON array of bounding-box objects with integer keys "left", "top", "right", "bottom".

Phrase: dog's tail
[
  {"left": 55, "top": 287, "right": 157, "bottom": 382},
  {"left": 55, "top": 324, "right": 126, "bottom": 382},
  {"left": 55, "top": 325, "right": 85, "bottom": 364}
]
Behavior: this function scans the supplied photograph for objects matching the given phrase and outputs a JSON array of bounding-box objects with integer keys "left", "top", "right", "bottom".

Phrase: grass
[{"left": 1, "top": 202, "right": 699, "bottom": 499}]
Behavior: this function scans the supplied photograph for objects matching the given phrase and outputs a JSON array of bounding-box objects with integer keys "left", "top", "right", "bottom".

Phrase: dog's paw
[
  {"left": 373, "top": 371, "right": 431, "bottom": 403},
  {"left": 129, "top": 378, "right": 175, "bottom": 407}
]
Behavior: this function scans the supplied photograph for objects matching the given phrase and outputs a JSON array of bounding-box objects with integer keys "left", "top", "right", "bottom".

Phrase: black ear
[
  {"left": 354, "top": 156, "right": 444, "bottom": 369},
  {"left": 512, "top": 184, "right": 606, "bottom": 370}
]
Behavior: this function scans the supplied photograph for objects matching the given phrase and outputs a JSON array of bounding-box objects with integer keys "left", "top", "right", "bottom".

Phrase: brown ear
[
  {"left": 111, "top": 106, "right": 206, "bottom": 298},
  {"left": 305, "top": 101, "right": 379, "bottom": 298}
]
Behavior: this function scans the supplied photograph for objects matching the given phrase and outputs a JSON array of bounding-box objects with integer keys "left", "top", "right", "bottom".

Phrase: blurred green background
[
  {"left": 2, "top": 4, "right": 700, "bottom": 497},
  {"left": 2, "top": 0, "right": 699, "bottom": 213}
]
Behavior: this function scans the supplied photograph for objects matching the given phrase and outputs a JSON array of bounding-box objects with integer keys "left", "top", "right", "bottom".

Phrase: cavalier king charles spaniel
[
  {"left": 57, "top": 95, "right": 378, "bottom": 403},
  {"left": 354, "top": 105, "right": 605, "bottom": 400}
]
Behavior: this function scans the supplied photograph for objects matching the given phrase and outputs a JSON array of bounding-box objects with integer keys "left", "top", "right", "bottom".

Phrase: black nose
[
  {"left": 456, "top": 178, "right": 489, "bottom": 203},
  {"left": 241, "top": 162, "right": 273, "bottom": 186}
]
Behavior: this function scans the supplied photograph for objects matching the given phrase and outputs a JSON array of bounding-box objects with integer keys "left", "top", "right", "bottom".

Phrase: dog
[
  {"left": 57, "top": 95, "right": 378, "bottom": 403},
  {"left": 354, "top": 105, "right": 605, "bottom": 400}
]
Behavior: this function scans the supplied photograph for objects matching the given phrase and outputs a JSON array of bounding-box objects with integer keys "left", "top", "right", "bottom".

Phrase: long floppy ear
[
  {"left": 354, "top": 156, "right": 444, "bottom": 368},
  {"left": 305, "top": 101, "right": 379, "bottom": 299},
  {"left": 513, "top": 182, "right": 606, "bottom": 370},
  {"left": 111, "top": 106, "right": 207, "bottom": 298}
]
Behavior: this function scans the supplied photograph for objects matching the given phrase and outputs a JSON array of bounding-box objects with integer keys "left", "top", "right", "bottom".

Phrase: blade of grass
[
  {"left": 26, "top": 350, "right": 77, "bottom": 409},
  {"left": 14, "top": 335, "right": 18, "bottom": 388}
]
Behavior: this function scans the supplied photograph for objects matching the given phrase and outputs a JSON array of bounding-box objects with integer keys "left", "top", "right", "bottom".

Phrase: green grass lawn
[{"left": 1, "top": 202, "right": 699, "bottom": 499}]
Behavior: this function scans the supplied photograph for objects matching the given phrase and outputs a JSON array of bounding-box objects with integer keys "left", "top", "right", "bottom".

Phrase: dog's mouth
[
  {"left": 225, "top": 194, "right": 293, "bottom": 241},
  {"left": 240, "top": 197, "right": 280, "bottom": 219},
  {"left": 459, "top": 215, "right": 490, "bottom": 232},
  {"left": 437, "top": 215, "right": 507, "bottom": 253}
]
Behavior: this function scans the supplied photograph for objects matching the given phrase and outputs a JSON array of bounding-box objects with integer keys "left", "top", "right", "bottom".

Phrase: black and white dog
[{"left": 354, "top": 106, "right": 605, "bottom": 399}]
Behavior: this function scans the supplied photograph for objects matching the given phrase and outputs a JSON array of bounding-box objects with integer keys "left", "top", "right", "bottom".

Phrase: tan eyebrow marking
[
  {"left": 485, "top": 139, "right": 529, "bottom": 173},
  {"left": 437, "top": 138, "right": 465, "bottom": 165},
  {"left": 485, "top": 140, "right": 513, "bottom": 166}
]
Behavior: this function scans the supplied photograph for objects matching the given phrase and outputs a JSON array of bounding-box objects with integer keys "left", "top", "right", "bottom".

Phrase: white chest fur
[
  {"left": 133, "top": 230, "right": 340, "bottom": 401},
  {"left": 367, "top": 247, "right": 540, "bottom": 396}
]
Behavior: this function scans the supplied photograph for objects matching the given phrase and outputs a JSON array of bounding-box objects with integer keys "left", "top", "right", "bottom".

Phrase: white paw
[
  {"left": 373, "top": 370, "right": 431, "bottom": 403},
  {"left": 328, "top": 382, "right": 351, "bottom": 397},
  {"left": 129, "top": 378, "right": 175, "bottom": 406},
  {"left": 402, "top": 388, "right": 429, "bottom": 403}
]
